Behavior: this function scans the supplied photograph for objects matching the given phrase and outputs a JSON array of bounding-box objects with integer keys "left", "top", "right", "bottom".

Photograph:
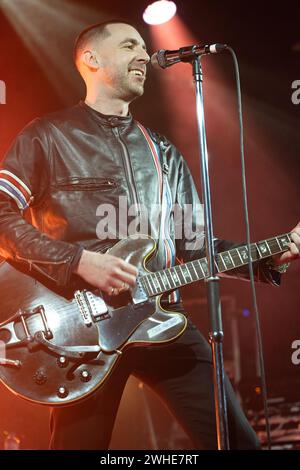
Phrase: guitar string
[{"left": 12, "top": 234, "right": 291, "bottom": 330}]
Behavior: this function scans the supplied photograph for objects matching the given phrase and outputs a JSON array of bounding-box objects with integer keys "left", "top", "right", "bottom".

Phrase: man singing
[{"left": 0, "top": 21, "right": 299, "bottom": 449}]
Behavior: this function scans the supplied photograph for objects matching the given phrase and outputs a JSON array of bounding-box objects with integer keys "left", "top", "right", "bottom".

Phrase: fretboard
[{"left": 140, "top": 232, "right": 291, "bottom": 297}]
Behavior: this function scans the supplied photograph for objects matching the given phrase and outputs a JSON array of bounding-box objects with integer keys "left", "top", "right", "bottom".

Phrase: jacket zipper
[
  {"left": 15, "top": 255, "right": 72, "bottom": 282},
  {"left": 16, "top": 255, "right": 72, "bottom": 265},
  {"left": 112, "top": 127, "right": 139, "bottom": 207},
  {"left": 56, "top": 178, "right": 117, "bottom": 191}
]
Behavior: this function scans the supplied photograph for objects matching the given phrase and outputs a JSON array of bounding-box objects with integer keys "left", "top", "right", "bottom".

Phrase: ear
[{"left": 82, "top": 50, "right": 100, "bottom": 70}]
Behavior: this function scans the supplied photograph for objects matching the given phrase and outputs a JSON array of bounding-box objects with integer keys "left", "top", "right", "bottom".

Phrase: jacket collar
[{"left": 78, "top": 100, "right": 133, "bottom": 128}]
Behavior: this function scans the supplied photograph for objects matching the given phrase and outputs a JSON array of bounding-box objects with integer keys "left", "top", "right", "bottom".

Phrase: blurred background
[{"left": 0, "top": 0, "right": 299, "bottom": 450}]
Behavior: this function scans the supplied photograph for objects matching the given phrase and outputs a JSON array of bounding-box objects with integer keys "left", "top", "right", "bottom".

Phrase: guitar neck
[{"left": 140, "top": 232, "right": 292, "bottom": 297}]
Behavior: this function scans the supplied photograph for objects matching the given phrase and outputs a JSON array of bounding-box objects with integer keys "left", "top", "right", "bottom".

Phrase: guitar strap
[{"left": 137, "top": 122, "right": 179, "bottom": 303}]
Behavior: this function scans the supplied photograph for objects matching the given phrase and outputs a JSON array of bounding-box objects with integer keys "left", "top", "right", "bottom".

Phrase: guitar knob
[
  {"left": 33, "top": 369, "right": 47, "bottom": 385},
  {"left": 80, "top": 369, "right": 92, "bottom": 382},
  {"left": 57, "top": 356, "right": 68, "bottom": 368},
  {"left": 57, "top": 386, "right": 69, "bottom": 399}
]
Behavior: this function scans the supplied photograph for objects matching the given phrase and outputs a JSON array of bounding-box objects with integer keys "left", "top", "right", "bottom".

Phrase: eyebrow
[{"left": 119, "top": 38, "right": 147, "bottom": 50}]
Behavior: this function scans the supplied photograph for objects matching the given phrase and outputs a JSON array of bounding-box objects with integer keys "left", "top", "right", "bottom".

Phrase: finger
[
  {"left": 291, "top": 232, "right": 300, "bottom": 247},
  {"left": 108, "top": 287, "right": 116, "bottom": 296},
  {"left": 108, "top": 281, "right": 130, "bottom": 296},
  {"left": 119, "top": 272, "right": 137, "bottom": 287},
  {"left": 110, "top": 277, "right": 126, "bottom": 289},
  {"left": 112, "top": 268, "right": 137, "bottom": 287},
  {"left": 288, "top": 242, "right": 300, "bottom": 258},
  {"left": 119, "top": 282, "right": 130, "bottom": 293},
  {"left": 118, "top": 259, "right": 138, "bottom": 276},
  {"left": 108, "top": 286, "right": 121, "bottom": 296}
]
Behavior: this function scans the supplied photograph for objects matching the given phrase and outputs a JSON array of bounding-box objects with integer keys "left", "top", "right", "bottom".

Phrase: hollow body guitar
[{"left": 0, "top": 232, "right": 291, "bottom": 406}]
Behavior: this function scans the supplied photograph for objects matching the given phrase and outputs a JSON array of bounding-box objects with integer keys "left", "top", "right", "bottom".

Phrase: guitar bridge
[{"left": 74, "top": 290, "right": 109, "bottom": 325}]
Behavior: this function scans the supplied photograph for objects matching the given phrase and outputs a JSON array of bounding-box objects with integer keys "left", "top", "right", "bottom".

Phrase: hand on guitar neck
[{"left": 270, "top": 222, "right": 300, "bottom": 267}]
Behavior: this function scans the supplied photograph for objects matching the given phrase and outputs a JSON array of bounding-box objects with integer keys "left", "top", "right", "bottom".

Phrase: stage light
[{"left": 143, "top": 1, "right": 177, "bottom": 25}]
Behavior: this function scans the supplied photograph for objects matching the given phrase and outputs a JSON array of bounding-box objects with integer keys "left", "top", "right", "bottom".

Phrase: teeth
[{"left": 130, "top": 70, "right": 143, "bottom": 76}]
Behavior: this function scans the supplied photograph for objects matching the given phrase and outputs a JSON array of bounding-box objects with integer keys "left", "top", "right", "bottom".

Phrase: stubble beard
[{"left": 116, "top": 73, "right": 145, "bottom": 102}]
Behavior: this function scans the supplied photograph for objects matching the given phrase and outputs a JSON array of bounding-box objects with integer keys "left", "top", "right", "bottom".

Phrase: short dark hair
[{"left": 73, "top": 20, "right": 135, "bottom": 66}]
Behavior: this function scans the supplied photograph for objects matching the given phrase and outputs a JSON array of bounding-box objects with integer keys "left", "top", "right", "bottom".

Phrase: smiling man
[
  {"left": 0, "top": 20, "right": 299, "bottom": 450},
  {"left": 75, "top": 22, "right": 149, "bottom": 115}
]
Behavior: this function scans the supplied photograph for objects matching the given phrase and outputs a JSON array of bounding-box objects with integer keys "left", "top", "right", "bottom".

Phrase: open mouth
[{"left": 129, "top": 69, "right": 145, "bottom": 78}]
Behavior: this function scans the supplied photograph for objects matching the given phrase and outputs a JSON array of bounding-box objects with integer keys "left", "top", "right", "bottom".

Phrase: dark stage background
[{"left": 0, "top": 0, "right": 299, "bottom": 449}]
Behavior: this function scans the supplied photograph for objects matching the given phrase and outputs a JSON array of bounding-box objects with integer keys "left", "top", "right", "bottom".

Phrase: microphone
[{"left": 151, "top": 43, "right": 227, "bottom": 69}]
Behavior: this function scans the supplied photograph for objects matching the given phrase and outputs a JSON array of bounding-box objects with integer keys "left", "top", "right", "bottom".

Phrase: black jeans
[{"left": 49, "top": 304, "right": 260, "bottom": 450}]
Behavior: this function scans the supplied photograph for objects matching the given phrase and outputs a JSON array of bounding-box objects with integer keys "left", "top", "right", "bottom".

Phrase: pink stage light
[{"left": 143, "top": 1, "right": 177, "bottom": 26}]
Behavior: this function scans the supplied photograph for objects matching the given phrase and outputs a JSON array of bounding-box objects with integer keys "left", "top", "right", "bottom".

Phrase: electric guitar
[{"left": 0, "top": 232, "right": 291, "bottom": 406}]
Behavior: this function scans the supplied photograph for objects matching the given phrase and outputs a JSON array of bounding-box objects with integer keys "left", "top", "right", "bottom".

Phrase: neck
[{"left": 85, "top": 84, "right": 129, "bottom": 117}]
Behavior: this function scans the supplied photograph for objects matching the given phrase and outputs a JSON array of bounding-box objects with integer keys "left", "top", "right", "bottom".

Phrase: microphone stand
[{"left": 192, "top": 56, "right": 230, "bottom": 450}]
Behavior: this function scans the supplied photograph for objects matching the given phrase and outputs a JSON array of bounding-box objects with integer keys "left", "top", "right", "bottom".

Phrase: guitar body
[{"left": 0, "top": 236, "right": 187, "bottom": 406}]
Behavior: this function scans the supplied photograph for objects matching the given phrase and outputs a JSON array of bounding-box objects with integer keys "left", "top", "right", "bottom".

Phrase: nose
[{"left": 138, "top": 47, "right": 150, "bottom": 64}]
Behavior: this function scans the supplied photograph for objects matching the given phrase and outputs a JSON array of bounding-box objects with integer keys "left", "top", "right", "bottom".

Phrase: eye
[{"left": 123, "top": 43, "right": 134, "bottom": 50}]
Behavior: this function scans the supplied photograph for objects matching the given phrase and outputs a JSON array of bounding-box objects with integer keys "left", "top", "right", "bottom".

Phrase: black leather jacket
[{"left": 0, "top": 101, "right": 278, "bottom": 290}]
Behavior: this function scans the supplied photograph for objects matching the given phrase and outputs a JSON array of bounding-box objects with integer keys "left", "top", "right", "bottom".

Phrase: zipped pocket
[{"left": 54, "top": 177, "right": 118, "bottom": 192}]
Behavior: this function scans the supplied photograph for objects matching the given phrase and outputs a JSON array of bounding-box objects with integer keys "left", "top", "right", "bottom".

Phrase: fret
[
  {"left": 235, "top": 248, "right": 244, "bottom": 264},
  {"left": 151, "top": 273, "right": 162, "bottom": 292},
  {"left": 155, "top": 272, "right": 165, "bottom": 291},
  {"left": 228, "top": 250, "right": 236, "bottom": 267},
  {"left": 184, "top": 263, "right": 197, "bottom": 282},
  {"left": 185, "top": 264, "right": 195, "bottom": 282},
  {"left": 220, "top": 252, "right": 235, "bottom": 270},
  {"left": 178, "top": 265, "right": 186, "bottom": 281},
  {"left": 143, "top": 275, "right": 154, "bottom": 295},
  {"left": 157, "top": 271, "right": 168, "bottom": 290},
  {"left": 161, "top": 270, "right": 172, "bottom": 290},
  {"left": 190, "top": 261, "right": 200, "bottom": 280},
  {"left": 250, "top": 245, "right": 259, "bottom": 262},
  {"left": 199, "top": 259, "right": 209, "bottom": 277},
  {"left": 215, "top": 253, "right": 226, "bottom": 272},
  {"left": 214, "top": 258, "right": 221, "bottom": 273},
  {"left": 179, "top": 264, "right": 192, "bottom": 283},
  {"left": 165, "top": 270, "right": 176, "bottom": 289},
  {"left": 196, "top": 259, "right": 205, "bottom": 277},
  {"left": 170, "top": 267, "right": 181, "bottom": 286},
  {"left": 257, "top": 240, "right": 272, "bottom": 258},
  {"left": 233, "top": 249, "right": 244, "bottom": 267},
  {"left": 175, "top": 265, "right": 186, "bottom": 284},
  {"left": 237, "top": 246, "right": 249, "bottom": 263},
  {"left": 271, "top": 237, "right": 282, "bottom": 252},
  {"left": 147, "top": 274, "right": 157, "bottom": 294},
  {"left": 277, "top": 234, "right": 290, "bottom": 251},
  {"left": 265, "top": 240, "right": 272, "bottom": 254}
]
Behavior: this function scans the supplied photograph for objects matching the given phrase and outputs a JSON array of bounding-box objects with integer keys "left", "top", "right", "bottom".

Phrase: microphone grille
[{"left": 150, "top": 50, "right": 167, "bottom": 69}]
